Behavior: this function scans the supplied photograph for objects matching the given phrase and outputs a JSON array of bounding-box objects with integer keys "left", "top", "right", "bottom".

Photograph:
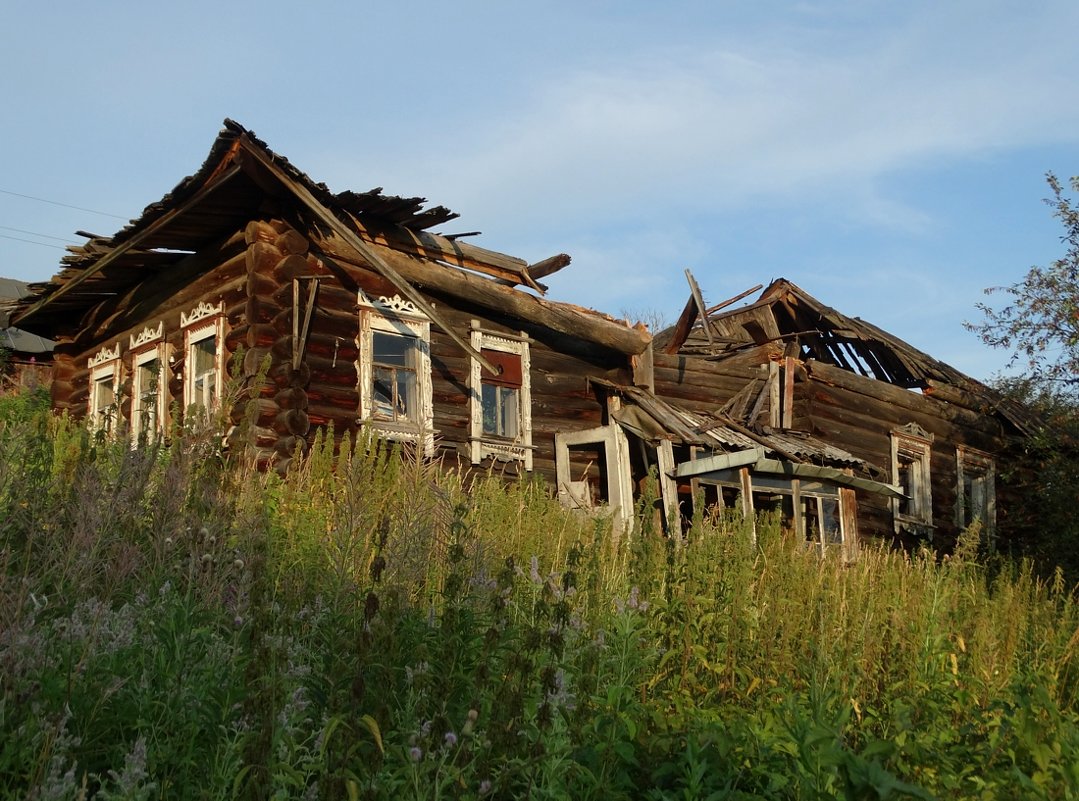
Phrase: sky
[{"left": 2, "top": 1, "right": 1078, "bottom": 382}]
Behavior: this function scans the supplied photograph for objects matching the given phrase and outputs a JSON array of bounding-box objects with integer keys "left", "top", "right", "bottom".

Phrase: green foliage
[
  {"left": 2, "top": 385, "right": 1079, "bottom": 799},
  {"left": 969, "top": 173, "right": 1079, "bottom": 391}
]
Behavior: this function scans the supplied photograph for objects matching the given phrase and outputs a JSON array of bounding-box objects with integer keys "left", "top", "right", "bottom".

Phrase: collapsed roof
[
  {"left": 10, "top": 120, "right": 648, "bottom": 358},
  {"left": 656, "top": 277, "right": 1036, "bottom": 436}
]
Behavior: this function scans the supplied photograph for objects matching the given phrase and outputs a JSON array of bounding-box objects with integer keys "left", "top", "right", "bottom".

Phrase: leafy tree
[
  {"left": 968, "top": 174, "right": 1079, "bottom": 582},
  {"left": 968, "top": 173, "right": 1079, "bottom": 391}
]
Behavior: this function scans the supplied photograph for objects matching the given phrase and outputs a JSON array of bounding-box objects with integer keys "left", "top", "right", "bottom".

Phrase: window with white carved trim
[
  {"left": 182, "top": 302, "right": 226, "bottom": 415},
  {"left": 891, "top": 423, "right": 934, "bottom": 534},
  {"left": 130, "top": 323, "right": 167, "bottom": 442},
  {"left": 88, "top": 343, "right": 121, "bottom": 436},
  {"left": 357, "top": 292, "right": 433, "bottom": 454},
  {"left": 957, "top": 447, "right": 995, "bottom": 536},
  {"left": 469, "top": 323, "right": 532, "bottom": 469}
]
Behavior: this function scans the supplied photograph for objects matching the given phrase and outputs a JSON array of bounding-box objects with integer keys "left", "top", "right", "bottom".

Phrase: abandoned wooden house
[
  {"left": 649, "top": 275, "right": 1036, "bottom": 550},
  {"left": 5, "top": 120, "right": 651, "bottom": 503},
  {"left": 5, "top": 120, "right": 1033, "bottom": 552}
]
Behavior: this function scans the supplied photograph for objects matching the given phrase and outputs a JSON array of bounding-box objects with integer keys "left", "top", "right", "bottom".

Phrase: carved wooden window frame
[
  {"left": 87, "top": 342, "right": 121, "bottom": 436},
  {"left": 181, "top": 302, "right": 226, "bottom": 415},
  {"left": 356, "top": 291, "right": 434, "bottom": 455},
  {"left": 468, "top": 322, "right": 532, "bottom": 469},
  {"left": 891, "top": 423, "right": 934, "bottom": 534},
  {"left": 956, "top": 446, "right": 995, "bottom": 538},
  {"left": 129, "top": 322, "right": 168, "bottom": 442}
]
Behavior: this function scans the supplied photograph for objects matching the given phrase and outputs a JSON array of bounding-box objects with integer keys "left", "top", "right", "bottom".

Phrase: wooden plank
[
  {"left": 685, "top": 269, "right": 715, "bottom": 348},
  {"left": 675, "top": 448, "right": 765, "bottom": 477}
]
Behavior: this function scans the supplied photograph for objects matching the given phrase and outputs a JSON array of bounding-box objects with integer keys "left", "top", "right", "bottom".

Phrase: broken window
[
  {"left": 956, "top": 447, "right": 995, "bottom": 537},
  {"left": 87, "top": 343, "right": 121, "bottom": 436},
  {"left": 468, "top": 323, "right": 532, "bottom": 469},
  {"left": 182, "top": 302, "right": 226, "bottom": 417},
  {"left": 891, "top": 423, "right": 934, "bottom": 535},
  {"left": 358, "top": 292, "right": 433, "bottom": 454}
]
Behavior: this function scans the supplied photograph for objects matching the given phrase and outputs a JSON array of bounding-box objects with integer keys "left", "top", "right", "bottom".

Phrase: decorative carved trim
[
  {"left": 180, "top": 301, "right": 224, "bottom": 328},
  {"left": 357, "top": 290, "right": 423, "bottom": 318},
  {"left": 130, "top": 322, "right": 164, "bottom": 350},
  {"left": 89, "top": 342, "right": 121, "bottom": 368},
  {"left": 892, "top": 422, "right": 933, "bottom": 443}
]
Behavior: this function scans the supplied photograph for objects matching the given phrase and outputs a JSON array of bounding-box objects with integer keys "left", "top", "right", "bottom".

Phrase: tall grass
[{"left": 1, "top": 385, "right": 1077, "bottom": 799}]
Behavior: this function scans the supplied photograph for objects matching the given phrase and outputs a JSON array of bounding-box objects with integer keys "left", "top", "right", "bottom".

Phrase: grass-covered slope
[{"left": 1, "top": 387, "right": 1077, "bottom": 800}]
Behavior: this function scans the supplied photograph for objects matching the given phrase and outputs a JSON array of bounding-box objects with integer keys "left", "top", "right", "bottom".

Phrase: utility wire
[
  {"left": 0, "top": 233, "right": 67, "bottom": 250},
  {"left": 0, "top": 187, "right": 126, "bottom": 219},
  {"left": 0, "top": 225, "right": 72, "bottom": 242}
]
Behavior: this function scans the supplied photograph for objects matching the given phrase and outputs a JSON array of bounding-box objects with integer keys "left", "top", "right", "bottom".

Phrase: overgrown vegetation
[{"left": 2, "top": 387, "right": 1078, "bottom": 799}]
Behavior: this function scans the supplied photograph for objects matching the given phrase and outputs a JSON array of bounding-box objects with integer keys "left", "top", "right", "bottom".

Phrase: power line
[
  {"left": 0, "top": 187, "right": 126, "bottom": 219},
  {"left": 0, "top": 225, "right": 72, "bottom": 242},
  {"left": 0, "top": 233, "right": 67, "bottom": 250}
]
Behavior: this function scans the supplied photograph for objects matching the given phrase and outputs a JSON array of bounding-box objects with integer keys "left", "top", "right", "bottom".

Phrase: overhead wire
[{"left": 0, "top": 187, "right": 126, "bottom": 219}]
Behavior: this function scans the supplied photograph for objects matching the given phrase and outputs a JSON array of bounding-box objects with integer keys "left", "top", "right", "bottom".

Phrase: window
[
  {"left": 181, "top": 302, "right": 226, "bottom": 416},
  {"left": 130, "top": 323, "right": 167, "bottom": 442},
  {"left": 956, "top": 447, "right": 995, "bottom": 537},
  {"left": 891, "top": 423, "right": 934, "bottom": 535},
  {"left": 469, "top": 323, "right": 532, "bottom": 469},
  {"left": 87, "top": 343, "right": 121, "bottom": 436},
  {"left": 357, "top": 292, "right": 433, "bottom": 453}
]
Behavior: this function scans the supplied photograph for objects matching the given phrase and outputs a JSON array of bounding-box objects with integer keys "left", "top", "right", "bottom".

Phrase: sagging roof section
[{"left": 595, "top": 380, "right": 903, "bottom": 500}]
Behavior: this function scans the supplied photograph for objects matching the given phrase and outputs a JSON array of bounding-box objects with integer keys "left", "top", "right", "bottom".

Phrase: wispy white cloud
[{"left": 346, "top": 2, "right": 1079, "bottom": 243}]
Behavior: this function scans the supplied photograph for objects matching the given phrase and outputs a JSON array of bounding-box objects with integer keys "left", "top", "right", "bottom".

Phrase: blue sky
[{"left": 2, "top": 1, "right": 1077, "bottom": 381}]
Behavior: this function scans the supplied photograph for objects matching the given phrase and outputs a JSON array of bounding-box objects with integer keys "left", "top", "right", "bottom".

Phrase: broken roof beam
[
  {"left": 312, "top": 228, "right": 652, "bottom": 356},
  {"left": 237, "top": 138, "right": 500, "bottom": 376}
]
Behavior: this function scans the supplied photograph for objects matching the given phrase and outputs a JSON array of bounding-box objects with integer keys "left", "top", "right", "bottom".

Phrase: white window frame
[
  {"left": 357, "top": 292, "right": 434, "bottom": 455},
  {"left": 956, "top": 446, "right": 996, "bottom": 538},
  {"left": 891, "top": 423, "right": 934, "bottom": 535},
  {"left": 87, "top": 343, "right": 121, "bottom": 436},
  {"left": 181, "top": 302, "right": 226, "bottom": 416},
  {"left": 468, "top": 322, "right": 533, "bottom": 470},
  {"left": 129, "top": 322, "right": 168, "bottom": 442}
]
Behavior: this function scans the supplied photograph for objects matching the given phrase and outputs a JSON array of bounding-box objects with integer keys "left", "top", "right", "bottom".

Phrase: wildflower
[
  {"left": 444, "top": 731, "right": 458, "bottom": 748},
  {"left": 479, "top": 780, "right": 492, "bottom": 795},
  {"left": 201, "top": 553, "right": 213, "bottom": 565},
  {"left": 233, "top": 558, "right": 245, "bottom": 570},
  {"left": 409, "top": 746, "right": 423, "bottom": 762}
]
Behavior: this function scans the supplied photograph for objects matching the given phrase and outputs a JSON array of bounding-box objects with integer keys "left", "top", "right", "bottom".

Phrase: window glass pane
[
  {"left": 371, "top": 331, "right": 418, "bottom": 422},
  {"left": 482, "top": 383, "right": 519, "bottom": 438},
  {"left": 135, "top": 359, "right": 161, "bottom": 433},
  {"left": 190, "top": 335, "right": 217, "bottom": 410},
  {"left": 373, "top": 331, "right": 411, "bottom": 367}
]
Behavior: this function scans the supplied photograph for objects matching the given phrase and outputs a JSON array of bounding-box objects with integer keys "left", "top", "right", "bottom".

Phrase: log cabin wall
[
  {"left": 50, "top": 229, "right": 250, "bottom": 423},
  {"left": 305, "top": 244, "right": 634, "bottom": 488},
  {"left": 799, "top": 359, "right": 1012, "bottom": 546}
]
